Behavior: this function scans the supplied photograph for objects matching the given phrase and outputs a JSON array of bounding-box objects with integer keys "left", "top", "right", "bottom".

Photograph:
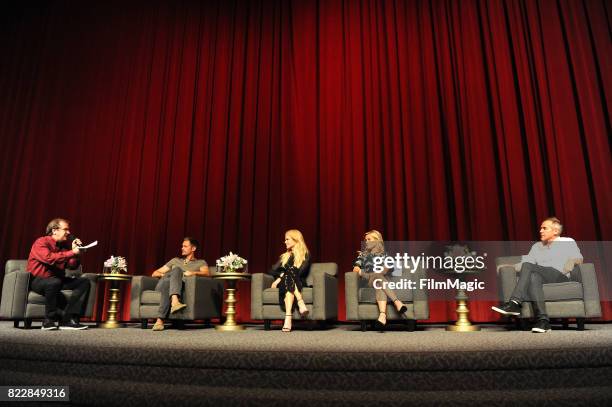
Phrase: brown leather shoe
[{"left": 170, "top": 303, "right": 187, "bottom": 314}]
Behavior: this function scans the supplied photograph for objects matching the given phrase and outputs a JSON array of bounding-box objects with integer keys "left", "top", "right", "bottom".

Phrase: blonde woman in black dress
[
  {"left": 269, "top": 229, "right": 311, "bottom": 332},
  {"left": 352, "top": 230, "right": 407, "bottom": 330}
]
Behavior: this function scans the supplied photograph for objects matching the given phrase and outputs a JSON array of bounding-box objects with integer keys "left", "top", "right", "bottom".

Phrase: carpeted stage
[{"left": 1, "top": 321, "right": 611, "bottom": 406}]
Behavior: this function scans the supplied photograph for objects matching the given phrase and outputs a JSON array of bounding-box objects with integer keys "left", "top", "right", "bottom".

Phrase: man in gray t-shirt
[{"left": 150, "top": 237, "right": 210, "bottom": 331}]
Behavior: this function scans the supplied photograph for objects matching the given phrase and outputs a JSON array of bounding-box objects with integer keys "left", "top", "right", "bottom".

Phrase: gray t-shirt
[
  {"left": 520, "top": 237, "right": 582, "bottom": 275},
  {"left": 164, "top": 257, "right": 208, "bottom": 272}
]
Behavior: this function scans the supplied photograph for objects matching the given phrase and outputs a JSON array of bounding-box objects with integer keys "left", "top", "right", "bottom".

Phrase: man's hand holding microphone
[{"left": 71, "top": 236, "right": 83, "bottom": 255}]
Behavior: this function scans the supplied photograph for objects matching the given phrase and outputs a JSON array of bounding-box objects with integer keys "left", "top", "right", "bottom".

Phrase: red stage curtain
[{"left": 0, "top": 0, "right": 610, "bottom": 322}]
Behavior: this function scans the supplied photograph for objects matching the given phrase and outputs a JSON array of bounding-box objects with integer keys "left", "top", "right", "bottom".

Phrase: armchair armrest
[
  {"left": 130, "top": 275, "right": 159, "bottom": 319},
  {"left": 576, "top": 263, "right": 602, "bottom": 318},
  {"left": 0, "top": 270, "right": 30, "bottom": 319},
  {"left": 180, "top": 276, "right": 224, "bottom": 320},
  {"left": 498, "top": 266, "right": 518, "bottom": 303},
  {"left": 312, "top": 270, "right": 338, "bottom": 320},
  {"left": 250, "top": 273, "right": 273, "bottom": 320},
  {"left": 80, "top": 273, "right": 98, "bottom": 318},
  {"left": 399, "top": 267, "right": 429, "bottom": 319},
  {"left": 344, "top": 272, "right": 359, "bottom": 321},
  {"left": 410, "top": 267, "right": 429, "bottom": 320}
]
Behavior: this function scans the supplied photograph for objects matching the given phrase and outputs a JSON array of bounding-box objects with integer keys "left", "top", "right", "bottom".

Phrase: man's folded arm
[
  {"left": 152, "top": 265, "right": 170, "bottom": 278},
  {"left": 31, "top": 240, "right": 77, "bottom": 265}
]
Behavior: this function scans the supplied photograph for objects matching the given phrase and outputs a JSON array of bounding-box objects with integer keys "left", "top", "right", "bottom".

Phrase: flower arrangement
[
  {"left": 104, "top": 255, "right": 128, "bottom": 274},
  {"left": 215, "top": 252, "right": 248, "bottom": 273},
  {"left": 444, "top": 244, "right": 473, "bottom": 258},
  {"left": 443, "top": 244, "right": 478, "bottom": 274}
]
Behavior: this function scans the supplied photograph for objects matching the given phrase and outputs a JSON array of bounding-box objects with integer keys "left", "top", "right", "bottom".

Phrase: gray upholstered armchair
[
  {"left": 496, "top": 256, "right": 602, "bottom": 330},
  {"left": 130, "top": 266, "right": 224, "bottom": 329},
  {"left": 251, "top": 262, "right": 338, "bottom": 330},
  {"left": 345, "top": 266, "right": 429, "bottom": 331},
  {"left": 0, "top": 259, "right": 97, "bottom": 328}
]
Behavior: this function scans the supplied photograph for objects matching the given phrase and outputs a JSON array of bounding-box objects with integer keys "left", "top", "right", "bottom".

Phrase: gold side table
[
  {"left": 212, "top": 271, "right": 251, "bottom": 331},
  {"left": 96, "top": 273, "right": 132, "bottom": 329},
  {"left": 446, "top": 270, "right": 480, "bottom": 332}
]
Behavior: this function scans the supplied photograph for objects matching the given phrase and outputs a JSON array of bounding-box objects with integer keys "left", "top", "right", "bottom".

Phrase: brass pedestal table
[
  {"left": 96, "top": 273, "right": 132, "bottom": 328},
  {"left": 446, "top": 270, "right": 481, "bottom": 332},
  {"left": 212, "top": 271, "right": 251, "bottom": 331}
]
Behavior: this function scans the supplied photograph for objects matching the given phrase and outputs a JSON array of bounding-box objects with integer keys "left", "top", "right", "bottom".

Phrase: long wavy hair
[
  {"left": 280, "top": 229, "right": 309, "bottom": 267},
  {"left": 358, "top": 230, "right": 385, "bottom": 256}
]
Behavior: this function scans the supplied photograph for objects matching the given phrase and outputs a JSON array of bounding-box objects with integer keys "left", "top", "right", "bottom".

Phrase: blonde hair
[
  {"left": 280, "top": 229, "right": 309, "bottom": 267},
  {"left": 359, "top": 230, "right": 385, "bottom": 255}
]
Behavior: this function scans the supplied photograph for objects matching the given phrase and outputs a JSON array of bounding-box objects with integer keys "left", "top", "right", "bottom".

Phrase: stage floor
[
  {"left": 2, "top": 321, "right": 612, "bottom": 354},
  {"left": 1, "top": 321, "right": 611, "bottom": 406}
]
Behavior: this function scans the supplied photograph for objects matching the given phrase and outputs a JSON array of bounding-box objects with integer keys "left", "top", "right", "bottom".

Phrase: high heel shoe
[
  {"left": 297, "top": 299, "right": 309, "bottom": 317},
  {"left": 375, "top": 311, "right": 387, "bottom": 332},
  {"left": 282, "top": 314, "right": 292, "bottom": 332},
  {"left": 395, "top": 300, "right": 408, "bottom": 318}
]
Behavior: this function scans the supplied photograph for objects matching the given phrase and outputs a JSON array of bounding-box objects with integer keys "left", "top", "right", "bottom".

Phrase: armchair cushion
[
  {"left": 140, "top": 291, "right": 161, "bottom": 305},
  {"left": 543, "top": 282, "right": 583, "bottom": 301},
  {"left": 27, "top": 291, "right": 72, "bottom": 305}
]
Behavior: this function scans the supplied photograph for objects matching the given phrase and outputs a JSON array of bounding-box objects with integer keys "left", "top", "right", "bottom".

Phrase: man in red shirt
[{"left": 28, "top": 218, "right": 90, "bottom": 330}]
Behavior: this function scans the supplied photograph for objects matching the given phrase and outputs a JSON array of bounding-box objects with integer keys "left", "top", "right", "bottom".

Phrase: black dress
[{"left": 269, "top": 253, "right": 311, "bottom": 312}]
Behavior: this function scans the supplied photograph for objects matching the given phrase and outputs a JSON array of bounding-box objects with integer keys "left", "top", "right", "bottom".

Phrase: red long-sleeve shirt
[{"left": 27, "top": 236, "right": 79, "bottom": 278}]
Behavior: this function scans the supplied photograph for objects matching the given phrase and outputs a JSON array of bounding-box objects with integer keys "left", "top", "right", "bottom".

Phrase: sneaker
[
  {"left": 532, "top": 319, "right": 552, "bottom": 333},
  {"left": 491, "top": 300, "right": 521, "bottom": 316},
  {"left": 152, "top": 321, "right": 165, "bottom": 331},
  {"left": 41, "top": 320, "right": 58, "bottom": 331},
  {"left": 170, "top": 302, "right": 187, "bottom": 314},
  {"left": 59, "top": 319, "right": 88, "bottom": 330}
]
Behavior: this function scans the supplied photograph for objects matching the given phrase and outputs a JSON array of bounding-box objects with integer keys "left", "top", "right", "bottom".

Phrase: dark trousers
[
  {"left": 30, "top": 276, "right": 90, "bottom": 321},
  {"left": 510, "top": 262, "right": 570, "bottom": 320},
  {"left": 155, "top": 267, "right": 184, "bottom": 318}
]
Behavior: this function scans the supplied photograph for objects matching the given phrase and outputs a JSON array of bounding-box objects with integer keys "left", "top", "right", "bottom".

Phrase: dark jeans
[
  {"left": 510, "top": 262, "right": 570, "bottom": 321},
  {"left": 155, "top": 267, "right": 184, "bottom": 318},
  {"left": 30, "top": 276, "right": 90, "bottom": 321}
]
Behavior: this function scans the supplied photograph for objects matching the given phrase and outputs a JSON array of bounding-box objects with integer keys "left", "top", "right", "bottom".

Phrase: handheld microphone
[{"left": 68, "top": 235, "right": 82, "bottom": 246}]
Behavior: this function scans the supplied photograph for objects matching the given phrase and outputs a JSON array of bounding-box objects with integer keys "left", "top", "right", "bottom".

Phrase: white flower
[
  {"left": 215, "top": 252, "right": 248, "bottom": 272},
  {"left": 104, "top": 255, "right": 128, "bottom": 273}
]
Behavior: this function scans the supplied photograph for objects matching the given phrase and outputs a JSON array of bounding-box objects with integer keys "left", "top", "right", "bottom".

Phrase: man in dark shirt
[{"left": 27, "top": 218, "right": 90, "bottom": 330}]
